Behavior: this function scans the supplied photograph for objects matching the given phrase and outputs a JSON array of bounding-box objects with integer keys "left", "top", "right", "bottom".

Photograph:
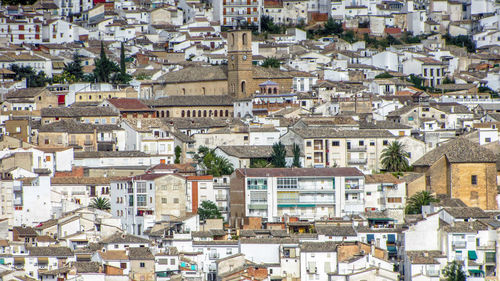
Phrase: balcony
[
  {"left": 345, "top": 186, "right": 362, "bottom": 193},
  {"left": 452, "top": 241, "right": 467, "bottom": 249},
  {"left": 216, "top": 195, "right": 228, "bottom": 201},
  {"left": 348, "top": 158, "right": 367, "bottom": 165},
  {"left": 248, "top": 203, "right": 267, "bottom": 210},
  {"left": 347, "top": 146, "right": 367, "bottom": 152},
  {"left": 427, "top": 269, "right": 440, "bottom": 277},
  {"left": 218, "top": 206, "right": 229, "bottom": 212},
  {"left": 477, "top": 241, "right": 495, "bottom": 250},
  {"left": 14, "top": 197, "right": 22, "bottom": 205}
]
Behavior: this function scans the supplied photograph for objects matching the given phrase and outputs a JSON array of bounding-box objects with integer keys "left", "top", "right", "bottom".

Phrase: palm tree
[
  {"left": 405, "top": 191, "right": 439, "bottom": 214},
  {"left": 381, "top": 141, "right": 410, "bottom": 172},
  {"left": 89, "top": 197, "right": 111, "bottom": 210}
]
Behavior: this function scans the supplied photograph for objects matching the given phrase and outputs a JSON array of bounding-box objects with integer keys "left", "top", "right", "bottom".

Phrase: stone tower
[{"left": 227, "top": 29, "right": 253, "bottom": 99}]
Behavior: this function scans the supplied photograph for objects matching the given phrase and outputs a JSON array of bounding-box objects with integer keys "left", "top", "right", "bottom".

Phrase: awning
[
  {"left": 367, "top": 234, "right": 374, "bottom": 243},
  {"left": 387, "top": 246, "right": 397, "bottom": 253},
  {"left": 468, "top": 250, "right": 478, "bottom": 260},
  {"left": 387, "top": 234, "right": 396, "bottom": 243},
  {"left": 38, "top": 257, "right": 48, "bottom": 263},
  {"left": 468, "top": 269, "right": 484, "bottom": 275},
  {"left": 14, "top": 257, "right": 24, "bottom": 264}
]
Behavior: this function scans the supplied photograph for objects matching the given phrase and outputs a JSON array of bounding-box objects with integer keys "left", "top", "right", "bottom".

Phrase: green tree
[
  {"left": 292, "top": 143, "right": 301, "bottom": 167},
  {"left": 381, "top": 141, "right": 410, "bottom": 172},
  {"left": 10, "top": 64, "right": 48, "bottom": 87},
  {"left": 62, "top": 52, "right": 84, "bottom": 82},
  {"left": 89, "top": 197, "right": 111, "bottom": 210},
  {"left": 174, "top": 145, "right": 182, "bottom": 164},
  {"left": 250, "top": 159, "right": 271, "bottom": 168},
  {"left": 198, "top": 200, "right": 222, "bottom": 221},
  {"left": 323, "top": 17, "right": 343, "bottom": 36},
  {"left": 261, "top": 57, "right": 281, "bottom": 68},
  {"left": 443, "top": 261, "right": 466, "bottom": 281},
  {"left": 341, "top": 30, "right": 356, "bottom": 43},
  {"left": 93, "top": 42, "right": 119, "bottom": 83},
  {"left": 271, "top": 142, "right": 287, "bottom": 168},
  {"left": 405, "top": 191, "right": 439, "bottom": 214},
  {"left": 261, "top": 15, "right": 281, "bottom": 34},
  {"left": 114, "top": 42, "right": 132, "bottom": 84},
  {"left": 196, "top": 146, "right": 234, "bottom": 177},
  {"left": 375, "top": 72, "right": 394, "bottom": 79},
  {"left": 443, "top": 33, "right": 476, "bottom": 53},
  {"left": 408, "top": 74, "right": 425, "bottom": 90}
]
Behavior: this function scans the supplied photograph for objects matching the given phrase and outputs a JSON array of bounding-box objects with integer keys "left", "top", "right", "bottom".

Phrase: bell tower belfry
[{"left": 227, "top": 29, "right": 253, "bottom": 99}]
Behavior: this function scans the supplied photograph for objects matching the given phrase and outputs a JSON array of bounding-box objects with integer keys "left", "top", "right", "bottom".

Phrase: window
[
  {"left": 137, "top": 195, "right": 146, "bottom": 206},
  {"left": 485, "top": 138, "right": 491, "bottom": 143},
  {"left": 471, "top": 175, "right": 477, "bottom": 185},
  {"left": 120, "top": 263, "right": 126, "bottom": 269},
  {"left": 332, "top": 141, "right": 340, "bottom": 146},
  {"left": 244, "top": 136, "right": 248, "bottom": 141},
  {"left": 173, "top": 198, "right": 179, "bottom": 204},
  {"left": 140, "top": 262, "right": 145, "bottom": 268},
  {"left": 383, "top": 140, "right": 389, "bottom": 145},
  {"left": 359, "top": 140, "right": 364, "bottom": 146},
  {"left": 306, "top": 141, "right": 312, "bottom": 147},
  {"left": 387, "top": 197, "right": 402, "bottom": 203}
]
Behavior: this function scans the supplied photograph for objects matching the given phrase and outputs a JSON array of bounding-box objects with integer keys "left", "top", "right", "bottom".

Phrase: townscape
[{"left": 0, "top": 0, "right": 499, "bottom": 280}]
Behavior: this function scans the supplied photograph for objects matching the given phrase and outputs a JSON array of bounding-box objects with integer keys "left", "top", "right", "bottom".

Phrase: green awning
[
  {"left": 468, "top": 269, "right": 484, "bottom": 275},
  {"left": 387, "top": 246, "right": 397, "bottom": 253},
  {"left": 468, "top": 250, "right": 478, "bottom": 260}
]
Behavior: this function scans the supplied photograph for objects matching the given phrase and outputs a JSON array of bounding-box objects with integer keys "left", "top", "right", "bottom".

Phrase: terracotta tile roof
[
  {"left": 106, "top": 98, "right": 152, "bottom": 111},
  {"left": 27, "top": 246, "right": 73, "bottom": 257},
  {"left": 365, "top": 174, "right": 403, "bottom": 184},
  {"left": 128, "top": 247, "right": 154, "bottom": 260},
  {"left": 413, "top": 137, "right": 497, "bottom": 166},
  {"left": 101, "top": 233, "right": 150, "bottom": 244},
  {"left": 41, "top": 107, "right": 118, "bottom": 117},
  {"left": 99, "top": 250, "right": 128, "bottom": 261},
  {"left": 13, "top": 226, "right": 37, "bottom": 236}
]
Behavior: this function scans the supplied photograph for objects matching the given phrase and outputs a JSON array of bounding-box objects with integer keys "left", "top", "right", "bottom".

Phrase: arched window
[
  {"left": 273, "top": 87, "right": 277, "bottom": 94},
  {"left": 231, "top": 33, "right": 235, "bottom": 46},
  {"left": 160, "top": 111, "right": 164, "bottom": 118},
  {"left": 225, "top": 110, "right": 229, "bottom": 117},
  {"left": 187, "top": 110, "right": 191, "bottom": 117},
  {"left": 268, "top": 88, "right": 272, "bottom": 94},
  {"left": 241, "top": 81, "right": 246, "bottom": 94},
  {"left": 202, "top": 87, "right": 206, "bottom": 95},
  {"left": 192, "top": 110, "right": 196, "bottom": 117},
  {"left": 242, "top": 33, "right": 247, "bottom": 46},
  {"left": 182, "top": 88, "right": 186, "bottom": 95},
  {"left": 203, "top": 110, "right": 207, "bottom": 117},
  {"left": 220, "top": 110, "right": 223, "bottom": 117},
  {"left": 209, "top": 110, "right": 213, "bottom": 117},
  {"left": 166, "top": 111, "right": 170, "bottom": 117},
  {"left": 214, "top": 110, "right": 218, "bottom": 117},
  {"left": 198, "top": 110, "right": 201, "bottom": 117},
  {"left": 181, "top": 110, "right": 185, "bottom": 117}
]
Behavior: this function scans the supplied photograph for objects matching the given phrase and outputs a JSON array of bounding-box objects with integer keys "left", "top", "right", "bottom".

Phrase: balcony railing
[
  {"left": 347, "top": 146, "right": 367, "bottom": 152},
  {"left": 427, "top": 269, "right": 440, "bottom": 277},
  {"left": 348, "top": 158, "right": 367, "bottom": 165},
  {"left": 452, "top": 241, "right": 467, "bottom": 249},
  {"left": 216, "top": 195, "right": 228, "bottom": 201},
  {"left": 477, "top": 241, "right": 495, "bottom": 250}
]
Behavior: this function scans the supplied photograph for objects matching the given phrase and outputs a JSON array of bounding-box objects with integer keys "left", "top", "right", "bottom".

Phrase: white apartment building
[
  {"left": 213, "top": 0, "right": 262, "bottom": 28},
  {"left": 230, "top": 168, "right": 365, "bottom": 223}
]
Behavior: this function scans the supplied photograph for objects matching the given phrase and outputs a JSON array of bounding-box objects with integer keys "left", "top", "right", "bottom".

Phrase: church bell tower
[{"left": 227, "top": 29, "right": 253, "bottom": 99}]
